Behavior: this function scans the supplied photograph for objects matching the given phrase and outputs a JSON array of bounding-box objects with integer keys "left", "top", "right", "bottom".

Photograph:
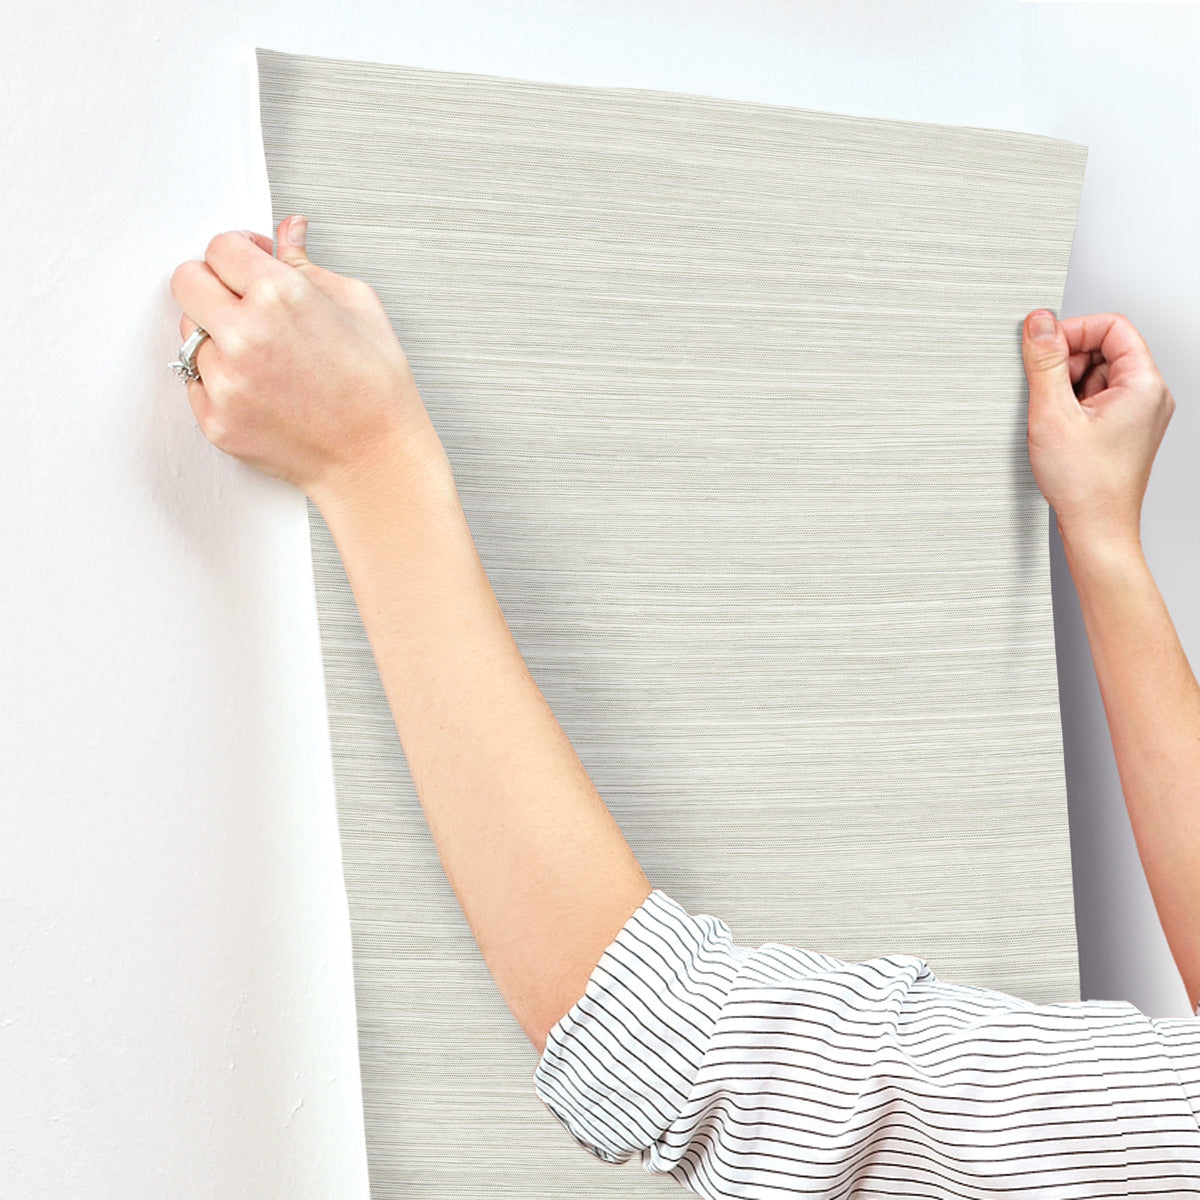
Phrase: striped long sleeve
[{"left": 532, "top": 887, "right": 1200, "bottom": 1197}]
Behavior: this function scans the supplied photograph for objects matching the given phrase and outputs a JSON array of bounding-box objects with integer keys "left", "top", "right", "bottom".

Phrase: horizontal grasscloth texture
[{"left": 257, "top": 48, "right": 1088, "bottom": 1196}]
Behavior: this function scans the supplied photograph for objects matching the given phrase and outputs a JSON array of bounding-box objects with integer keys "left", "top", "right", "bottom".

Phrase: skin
[{"left": 170, "top": 215, "right": 1198, "bottom": 1049}]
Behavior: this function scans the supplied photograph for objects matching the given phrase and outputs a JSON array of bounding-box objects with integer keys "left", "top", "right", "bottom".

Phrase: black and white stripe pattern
[{"left": 533, "top": 888, "right": 1200, "bottom": 1196}]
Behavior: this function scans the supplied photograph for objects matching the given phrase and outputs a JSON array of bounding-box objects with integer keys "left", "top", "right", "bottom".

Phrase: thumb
[
  {"left": 271, "top": 213, "right": 364, "bottom": 307},
  {"left": 276, "top": 214, "right": 311, "bottom": 268},
  {"left": 1022, "top": 309, "right": 1073, "bottom": 413}
]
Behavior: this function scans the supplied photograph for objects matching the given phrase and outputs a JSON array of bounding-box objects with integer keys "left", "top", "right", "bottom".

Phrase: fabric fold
[
  {"left": 532, "top": 888, "right": 750, "bottom": 1165},
  {"left": 535, "top": 887, "right": 1200, "bottom": 1196}
]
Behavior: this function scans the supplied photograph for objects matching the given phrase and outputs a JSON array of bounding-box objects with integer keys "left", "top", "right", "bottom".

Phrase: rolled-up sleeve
[{"left": 532, "top": 887, "right": 1200, "bottom": 1195}]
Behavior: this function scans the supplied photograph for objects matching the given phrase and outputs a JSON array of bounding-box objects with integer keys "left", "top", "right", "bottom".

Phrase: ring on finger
[{"left": 169, "top": 326, "right": 211, "bottom": 384}]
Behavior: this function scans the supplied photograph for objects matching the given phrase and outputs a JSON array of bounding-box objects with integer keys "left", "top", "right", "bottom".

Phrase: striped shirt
[{"left": 533, "top": 887, "right": 1200, "bottom": 1196}]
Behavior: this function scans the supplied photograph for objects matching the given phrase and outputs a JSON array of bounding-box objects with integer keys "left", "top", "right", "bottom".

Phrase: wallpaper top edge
[{"left": 253, "top": 45, "right": 1089, "bottom": 165}]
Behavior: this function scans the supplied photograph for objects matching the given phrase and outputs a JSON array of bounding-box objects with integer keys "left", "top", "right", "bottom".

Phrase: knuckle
[
  {"left": 350, "top": 276, "right": 378, "bottom": 302},
  {"left": 1024, "top": 341, "right": 1063, "bottom": 371},
  {"left": 202, "top": 411, "right": 227, "bottom": 447},
  {"left": 205, "top": 230, "right": 236, "bottom": 261},
  {"left": 169, "top": 259, "right": 198, "bottom": 297},
  {"left": 220, "top": 326, "right": 247, "bottom": 360},
  {"left": 247, "top": 271, "right": 307, "bottom": 312},
  {"left": 278, "top": 273, "right": 308, "bottom": 306},
  {"left": 246, "top": 274, "right": 277, "bottom": 306}
]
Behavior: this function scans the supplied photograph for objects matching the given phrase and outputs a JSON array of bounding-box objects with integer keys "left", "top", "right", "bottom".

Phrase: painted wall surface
[{"left": 1, "top": 2, "right": 1195, "bottom": 1195}]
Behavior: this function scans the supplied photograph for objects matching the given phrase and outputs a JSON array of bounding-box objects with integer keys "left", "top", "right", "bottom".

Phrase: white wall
[{"left": 3, "top": 2, "right": 1196, "bottom": 1194}]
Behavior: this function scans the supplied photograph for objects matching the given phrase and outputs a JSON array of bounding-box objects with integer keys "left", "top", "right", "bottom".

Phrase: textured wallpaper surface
[{"left": 257, "top": 47, "right": 1088, "bottom": 1196}]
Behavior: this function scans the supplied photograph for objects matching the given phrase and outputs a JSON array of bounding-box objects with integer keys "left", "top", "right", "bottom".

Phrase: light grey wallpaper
[{"left": 257, "top": 48, "right": 1088, "bottom": 1197}]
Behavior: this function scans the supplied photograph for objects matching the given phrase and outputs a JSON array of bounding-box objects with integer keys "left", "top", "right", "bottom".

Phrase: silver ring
[{"left": 168, "top": 326, "right": 211, "bottom": 384}]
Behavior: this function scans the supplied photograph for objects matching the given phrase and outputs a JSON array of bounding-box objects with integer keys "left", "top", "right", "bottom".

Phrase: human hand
[
  {"left": 1022, "top": 308, "right": 1175, "bottom": 551},
  {"left": 169, "top": 215, "right": 445, "bottom": 507}
]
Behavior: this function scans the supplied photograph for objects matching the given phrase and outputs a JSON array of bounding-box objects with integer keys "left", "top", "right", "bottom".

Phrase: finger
[
  {"left": 176, "top": 310, "right": 217, "bottom": 375},
  {"left": 1058, "top": 312, "right": 1156, "bottom": 376},
  {"left": 173, "top": 313, "right": 216, "bottom": 426},
  {"left": 170, "top": 258, "right": 239, "bottom": 337},
  {"left": 270, "top": 213, "right": 367, "bottom": 306},
  {"left": 1022, "top": 309, "right": 1074, "bottom": 415},
  {"left": 242, "top": 229, "right": 274, "bottom": 255},
  {"left": 1068, "top": 348, "right": 1104, "bottom": 386},
  {"left": 1079, "top": 361, "right": 1110, "bottom": 401},
  {"left": 275, "top": 214, "right": 310, "bottom": 269},
  {"left": 204, "top": 229, "right": 288, "bottom": 298}
]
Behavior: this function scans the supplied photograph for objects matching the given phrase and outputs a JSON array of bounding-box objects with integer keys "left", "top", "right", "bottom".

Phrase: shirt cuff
[{"left": 530, "top": 887, "right": 747, "bottom": 1166}]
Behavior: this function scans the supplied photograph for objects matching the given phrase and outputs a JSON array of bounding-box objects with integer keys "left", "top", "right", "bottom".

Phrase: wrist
[
  {"left": 311, "top": 419, "right": 460, "bottom": 534},
  {"left": 1058, "top": 517, "right": 1147, "bottom": 583},
  {"left": 1057, "top": 508, "right": 1141, "bottom": 554}
]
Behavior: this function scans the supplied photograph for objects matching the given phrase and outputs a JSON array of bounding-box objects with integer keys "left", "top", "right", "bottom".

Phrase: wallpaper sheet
[{"left": 257, "top": 48, "right": 1089, "bottom": 1197}]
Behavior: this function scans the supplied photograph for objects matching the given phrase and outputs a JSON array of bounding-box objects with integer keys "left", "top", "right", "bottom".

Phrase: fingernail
[
  {"left": 287, "top": 215, "right": 307, "bottom": 246},
  {"left": 1029, "top": 310, "right": 1056, "bottom": 340}
]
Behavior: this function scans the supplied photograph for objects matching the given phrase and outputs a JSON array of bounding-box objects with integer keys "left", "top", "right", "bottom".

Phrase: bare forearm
[
  {"left": 1062, "top": 526, "right": 1200, "bottom": 1009},
  {"left": 315, "top": 437, "right": 651, "bottom": 1055}
]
